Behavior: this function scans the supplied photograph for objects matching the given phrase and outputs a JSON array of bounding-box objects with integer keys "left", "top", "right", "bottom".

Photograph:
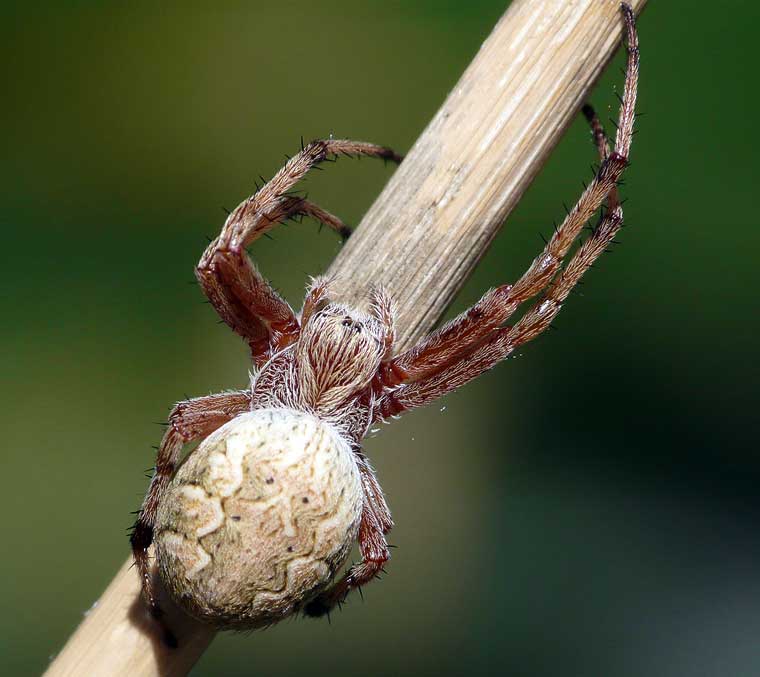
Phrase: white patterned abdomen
[{"left": 154, "top": 408, "right": 363, "bottom": 629}]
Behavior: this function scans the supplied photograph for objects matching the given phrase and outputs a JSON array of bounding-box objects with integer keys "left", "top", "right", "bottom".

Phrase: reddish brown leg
[
  {"left": 356, "top": 453, "right": 394, "bottom": 534},
  {"left": 377, "top": 6, "right": 638, "bottom": 419},
  {"left": 130, "top": 390, "right": 251, "bottom": 643},
  {"left": 583, "top": 103, "right": 622, "bottom": 227},
  {"left": 303, "top": 501, "right": 390, "bottom": 617},
  {"left": 381, "top": 6, "right": 638, "bottom": 389},
  {"left": 380, "top": 129, "right": 628, "bottom": 417},
  {"left": 197, "top": 139, "right": 402, "bottom": 366}
]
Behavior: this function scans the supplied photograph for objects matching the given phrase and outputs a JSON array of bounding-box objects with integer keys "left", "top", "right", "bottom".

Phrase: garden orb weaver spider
[{"left": 131, "top": 3, "right": 639, "bottom": 646}]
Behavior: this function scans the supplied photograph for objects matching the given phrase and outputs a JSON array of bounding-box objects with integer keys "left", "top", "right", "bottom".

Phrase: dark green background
[{"left": 3, "top": 2, "right": 758, "bottom": 675}]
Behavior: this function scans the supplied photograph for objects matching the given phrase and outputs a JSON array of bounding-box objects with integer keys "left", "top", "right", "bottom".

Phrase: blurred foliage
[{"left": 2, "top": 2, "right": 759, "bottom": 675}]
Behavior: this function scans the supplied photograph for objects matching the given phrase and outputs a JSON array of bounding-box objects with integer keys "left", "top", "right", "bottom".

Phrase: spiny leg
[
  {"left": 303, "top": 501, "right": 390, "bottom": 617},
  {"left": 197, "top": 139, "right": 402, "bottom": 366},
  {"left": 130, "top": 390, "right": 251, "bottom": 643},
  {"left": 356, "top": 453, "right": 393, "bottom": 534},
  {"left": 203, "top": 196, "right": 350, "bottom": 362},
  {"left": 583, "top": 103, "right": 622, "bottom": 221},
  {"left": 375, "top": 4, "right": 639, "bottom": 395},
  {"left": 378, "top": 117, "right": 629, "bottom": 416},
  {"left": 376, "top": 6, "right": 639, "bottom": 418}
]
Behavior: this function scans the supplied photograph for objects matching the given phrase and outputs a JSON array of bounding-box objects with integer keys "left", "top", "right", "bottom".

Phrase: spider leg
[
  {"left": 357, "top": 453, "right": 393, "bottom": 533},
  {"left": 303, "top": 501, "right": 389, "bottom": 617},
  {"left": 196, "top": 139, "right": 402, "bottom": 366},
  {"left": 375, "top": 6, "right": 638, "bottom": 418},
  {"left": 583, "top": 103, "right": 622, "bottom": 219},
  {"left": 378, "top": 196, "right": 627, "bottom": 417},
  {"left": 379, "top": 6, "right": 638, "bottom": 389},
  {"left": 130, "top": 390, "right": 251, "bottom": 642}
]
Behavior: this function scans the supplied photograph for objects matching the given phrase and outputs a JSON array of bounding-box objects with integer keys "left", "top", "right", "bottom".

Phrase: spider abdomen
[{"left": 154, "top": 408, "right": 363, "bottom": 629}]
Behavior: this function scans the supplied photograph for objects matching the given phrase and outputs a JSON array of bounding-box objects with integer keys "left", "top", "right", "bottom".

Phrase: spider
[{"left": 131, "top": 4, "right": 639, "bottom": 647}]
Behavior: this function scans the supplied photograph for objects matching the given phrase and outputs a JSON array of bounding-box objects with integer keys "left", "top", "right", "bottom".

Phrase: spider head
[{"left": 295, "top": 302, "right": 385, "bottom": 411}]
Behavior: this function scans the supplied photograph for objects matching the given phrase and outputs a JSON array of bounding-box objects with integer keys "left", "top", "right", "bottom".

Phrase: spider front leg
[
  {"left": 303, "top": 501, "right": 390, "bottom": 617},
  {"left": 375, "top": 4, "right": 639, "bottom": 418},
  {"left": 196, "top": 139, "right": 402, "bottom": 366},
  {"left": 130, "top": 390, "right": 251, "bottom": 643},
  {"left": 377, "top": 5, "right": 638, "bottom": 392}
]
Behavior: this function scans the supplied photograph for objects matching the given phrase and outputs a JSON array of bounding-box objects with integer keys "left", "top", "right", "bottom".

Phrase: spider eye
[{"left": 341, "top": 318, "right": 362, "bottom": 332}]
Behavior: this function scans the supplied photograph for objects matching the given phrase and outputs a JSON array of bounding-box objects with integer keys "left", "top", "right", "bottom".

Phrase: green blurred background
[{"left": 2, "top": 1, "right": 759, "bottom": 675}]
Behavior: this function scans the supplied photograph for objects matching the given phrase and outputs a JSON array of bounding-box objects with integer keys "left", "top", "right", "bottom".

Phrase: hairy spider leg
[
  {"left": 376, "top": 4, "right": 639, "bottom": 418},
  {"left": 196, "top": 140, "right": 402, "bottom": 367},
  {"left": 583, "top": 103, "right": 622, "bottom": 221},
  {"left": 356, "top": 452, "right": 394, "bottom": 533},
  {"left": 303, "top": 501, "right": 390, "bottom": 617},
  {"left": 302, "top": 453, "right": 394, "bottom": 613},
  {"left": 130, "top": 390, "right": 252, "bottom": 640}
]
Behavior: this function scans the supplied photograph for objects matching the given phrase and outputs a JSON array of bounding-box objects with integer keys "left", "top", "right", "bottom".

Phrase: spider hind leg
[{"left": 130, "top": 390, "right": 251, "bottom": 642}]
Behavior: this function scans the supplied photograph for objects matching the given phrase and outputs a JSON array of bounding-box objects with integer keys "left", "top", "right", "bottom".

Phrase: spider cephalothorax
[
  {"left": 131, "top": 4, "right": 640, "bottom": 646},
  {"left": 294, "top": 298, "right": 389, "bottom": 418},
  {"left": 245, "top": 291, "right": 393, "bottom": 443}
]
